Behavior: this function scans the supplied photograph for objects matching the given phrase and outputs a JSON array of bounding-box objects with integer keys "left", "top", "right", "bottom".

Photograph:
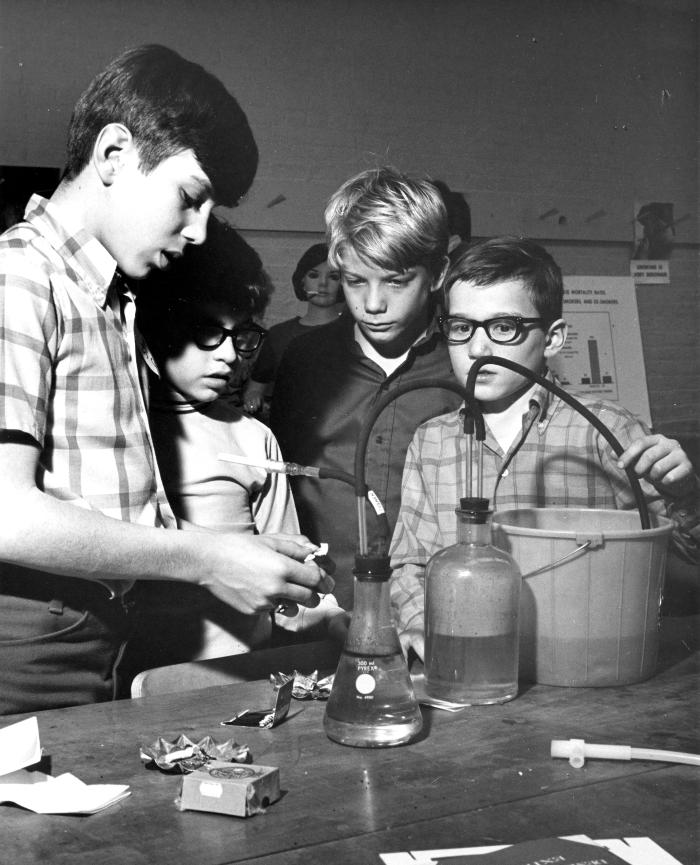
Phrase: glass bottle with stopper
[{"left": 424, "top": 496, "right": 521, "bottom": 705}]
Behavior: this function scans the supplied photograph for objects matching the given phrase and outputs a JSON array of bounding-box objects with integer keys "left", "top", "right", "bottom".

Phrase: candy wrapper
[
  {"left": 272, "top": 669, "right": 334, "bottom": 701},
  {"left": 139, "top": 735, "right": 251, "bottom": 774},
  {"left": 221, "top": 676, "right": 293, "bottom": 729}
]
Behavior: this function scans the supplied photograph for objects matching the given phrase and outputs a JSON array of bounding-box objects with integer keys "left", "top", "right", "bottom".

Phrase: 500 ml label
[{"left": 355, "top": 658, "right": 377, "bottom": 696}]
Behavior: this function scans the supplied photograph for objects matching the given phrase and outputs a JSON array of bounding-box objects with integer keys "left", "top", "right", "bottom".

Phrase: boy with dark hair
[
  {"left": 128, "top": 216, "right": 344, "bottom": 671},
  {"left": 390, "top": 236, "right": 699, "bottom": 660},
  {"left": 63, "top": 43, "right": 258, "bottom": 210},
  {"left": 270, "top": 166, "right": 462, "bottom": 609},
  {"left": 0, "top": 45, "right": 328, "bottom": 715}
]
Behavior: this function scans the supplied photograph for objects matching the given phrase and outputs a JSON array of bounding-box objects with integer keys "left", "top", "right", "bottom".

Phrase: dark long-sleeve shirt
[{"left": 270, "top": 314, "right": 462, "bottom": 608}]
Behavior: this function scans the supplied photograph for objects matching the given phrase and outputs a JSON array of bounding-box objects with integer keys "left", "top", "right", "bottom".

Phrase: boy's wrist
[
  {"left": 666, "top": 476, "right": 700, "bottom": 545},
  {"left": 668, "top": 499, "right": 700, "bottom": 544}
]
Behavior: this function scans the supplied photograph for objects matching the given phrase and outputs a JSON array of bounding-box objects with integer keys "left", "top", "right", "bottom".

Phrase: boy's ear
[
  {"left": 543, "top": 318, "right": 568, "bottom": 359},
  {"left": 430, "top": 255, "right": 450, "bottom": 294},
  {"left": 93, "top": 123, "right": 136, "bottom": 186}
]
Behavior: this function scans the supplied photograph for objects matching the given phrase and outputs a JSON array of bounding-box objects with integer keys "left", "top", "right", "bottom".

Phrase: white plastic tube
[
  {"left": 551, "top": 738, "right": 700, "bottom": 769},
  {"left": 218, "top": 452, "right": 320, "bottom": 477}
]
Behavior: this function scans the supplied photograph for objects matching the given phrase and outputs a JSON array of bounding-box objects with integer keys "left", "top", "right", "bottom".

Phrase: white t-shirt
[
  {"left": 148, "top": 395, "right": 340, "bottom": 658},
  {"left": 483, "top": 385, "right": 538, "bottom": 453},
  {"left": 353, "top": 322, "right": 426, "bottom": 376}
]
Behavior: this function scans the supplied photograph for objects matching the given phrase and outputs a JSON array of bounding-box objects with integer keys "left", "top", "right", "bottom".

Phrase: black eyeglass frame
[
  {"left": 438, "top": 314, "right": 545, "bottom": 345},
  {"left": 190, "top": 321, "right": 267, "bottom": 354}
]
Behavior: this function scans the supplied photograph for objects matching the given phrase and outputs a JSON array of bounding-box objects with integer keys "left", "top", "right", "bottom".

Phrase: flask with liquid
[
  {"left": 323, "top": 554, "right": 423, "bottom": 747},
  {"left": 425, "top": 497, "right": 521, "bottom": 705}
]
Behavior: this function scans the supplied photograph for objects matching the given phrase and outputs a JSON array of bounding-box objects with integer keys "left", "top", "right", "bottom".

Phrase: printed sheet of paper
[
  {"left": 379, "top": 834, "right": 683, "bottom": 865},
  {"left": 550, "top": 276, "right": 651, "bottom": 426},
  {"left": 0, "top": 716, "right": 130, "bottom": 814}
]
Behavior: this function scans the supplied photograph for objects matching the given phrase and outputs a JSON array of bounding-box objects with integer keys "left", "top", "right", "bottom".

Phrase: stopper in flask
[{"left": 353, "top": 553, "right": 391, "bottom": 581}]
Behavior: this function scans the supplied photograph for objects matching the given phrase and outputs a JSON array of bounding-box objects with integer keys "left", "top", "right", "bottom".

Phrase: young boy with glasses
[
  {"left": 390, "top": 236, "right": 699, "bottom": 661},
  {"left": 128, "top": 217, "right": 345, "bottom": 671}
]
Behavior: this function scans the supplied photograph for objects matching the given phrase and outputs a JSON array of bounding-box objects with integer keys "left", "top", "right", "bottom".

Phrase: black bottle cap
[
  {"left": 459, "top": 496, "right": 490, "bottom": 511},
  {"left": 456, "top": 496, "right": 492, "bottom": 523},
  {"left": 353, "top": 553, "right": 391, "bottom": 581}
]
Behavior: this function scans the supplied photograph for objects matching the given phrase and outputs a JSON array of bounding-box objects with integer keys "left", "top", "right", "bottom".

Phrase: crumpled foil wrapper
[
  {"left": 271, "top": 670, "right": 334, "bottom": 700},
  {"left": 139, "top": 734, "right": 252, "bottom": 774}
]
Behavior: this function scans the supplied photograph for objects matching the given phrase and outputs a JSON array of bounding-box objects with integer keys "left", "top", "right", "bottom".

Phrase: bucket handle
[{"left": 521, "top": 539, "right": 593, "bottom": 580}]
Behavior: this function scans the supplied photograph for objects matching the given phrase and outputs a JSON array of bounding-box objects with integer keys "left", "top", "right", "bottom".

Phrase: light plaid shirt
[
  {"left": 390, "top": 375, "right": 700, "bottom": 634},
  {"left": 0, "top": 195, "right": 175, "bottom": 593}
]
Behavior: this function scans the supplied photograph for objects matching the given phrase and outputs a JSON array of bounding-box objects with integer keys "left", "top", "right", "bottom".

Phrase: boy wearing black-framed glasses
[
  {"left": 127, "top": 216, "right": 345, "bottom": 674},
  {"left": 390, "top": 236, "right": 699, "bottom": 662}
]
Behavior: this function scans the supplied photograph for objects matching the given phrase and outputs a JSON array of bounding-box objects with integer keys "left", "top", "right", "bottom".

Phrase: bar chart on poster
[{"left": 550, "top": 276, "right": 651, "bottom": 426}]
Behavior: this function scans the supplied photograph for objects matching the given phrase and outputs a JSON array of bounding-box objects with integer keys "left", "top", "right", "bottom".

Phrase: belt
[{"left": 0, "top": 569, "right": 135, "bottom": 614}]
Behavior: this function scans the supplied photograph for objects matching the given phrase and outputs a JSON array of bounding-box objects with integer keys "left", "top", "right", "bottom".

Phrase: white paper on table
[
  {"left": 0, "top": 716, "right": 130, "bottom": 814},
  {"left": 379, "top": 835, "right": 684, "bottom": 865},
  {"left": 0, "top": 716, "right": 42, "bottom": 776},
  {"left": 564, "top": 835, "right": 685, "bottom": 865}
]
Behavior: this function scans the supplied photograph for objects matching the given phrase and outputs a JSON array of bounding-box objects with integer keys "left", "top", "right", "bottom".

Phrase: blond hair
[{"left": 324, "top": 166, "right": 448, "bottom": 279}]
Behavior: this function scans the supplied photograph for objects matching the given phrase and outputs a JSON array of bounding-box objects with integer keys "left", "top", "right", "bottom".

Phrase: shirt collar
[
  {"left": 346, "top": 309, "right": 442, "bottom": 352},
  {"left": 527, "top": 367, "right": 557, "bottom": 421},
  {"left": 24, "top": 194, "right": 118, "bottom": 307},
  {"left": 458, "top": 367, "right": 558, "bottom": 424}
]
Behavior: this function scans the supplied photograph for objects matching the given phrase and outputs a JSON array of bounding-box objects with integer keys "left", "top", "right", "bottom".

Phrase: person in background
[
  {"left": 243, "top": 242, "right": 344, "bottom": 420},
  {"left": 124, "top": 217, "right": 345, "bottom": 676},
  {"left": 0, "top": 44, "right": 329, "bottom": 715},
  {"left": 390, "top": 236, "right": 700, "bottom": 661},
  {"left": 270, "top": 166, "right": 463, "bottom": 610},
  {"left": 431, "top": 178, "right": 472, "bottom": 253}
]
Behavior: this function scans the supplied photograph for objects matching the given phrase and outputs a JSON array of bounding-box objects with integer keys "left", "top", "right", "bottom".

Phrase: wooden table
[{"left": 2, "top": 616, "right": 698, "bottom": 865}]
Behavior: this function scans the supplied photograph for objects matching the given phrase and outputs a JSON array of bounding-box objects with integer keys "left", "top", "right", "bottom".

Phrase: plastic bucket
[{"left": 491, "top": 509, "right": 673, "bottom": 687}]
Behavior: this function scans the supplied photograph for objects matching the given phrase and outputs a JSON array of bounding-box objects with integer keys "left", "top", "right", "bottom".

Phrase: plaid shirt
[
  {"left": 390, "top": 374, "right": 700, "bottom": 634},
  {"left": 0, "top": 195, "right": 175, "bottom": 593}
]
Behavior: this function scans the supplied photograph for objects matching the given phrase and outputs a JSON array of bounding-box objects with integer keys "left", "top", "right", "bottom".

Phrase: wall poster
[{"left": 549, "top": 276, "right": 651, "bottom": 426}]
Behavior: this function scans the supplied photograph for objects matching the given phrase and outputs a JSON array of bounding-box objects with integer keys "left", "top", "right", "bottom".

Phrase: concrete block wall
[{"left": 1, "top": 0, "right": 697, "bottom": 438}]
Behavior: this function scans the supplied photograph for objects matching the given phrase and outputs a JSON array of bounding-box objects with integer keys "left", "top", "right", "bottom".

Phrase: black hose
[
  {"left": 465, "top": 357, "right": 651, "bottom": 529},
  {"left": 353, "top": 378, "right": 468, "bottom": 549},
  {"left": 313, "top": 467, "right": 393, "bottom": 544},
  {"left": 353, "top": 378, "right": 468, "bottom": 497},
  {"left": 317, "top": 466, "right": 356, "bottom": 487},
  {"left": 352, "top": 362, "right": 652, "bottom": 549}
]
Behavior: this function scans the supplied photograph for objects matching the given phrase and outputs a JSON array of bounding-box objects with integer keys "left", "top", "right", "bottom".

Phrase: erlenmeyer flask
[{"left": 324, "top": 554, "right": 422, "bottom": 747}]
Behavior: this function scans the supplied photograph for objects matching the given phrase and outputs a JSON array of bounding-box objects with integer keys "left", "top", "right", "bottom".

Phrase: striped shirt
[
  {"left": 0, "top": 195, "right": 175, "bottom": 593},
  {"left": 389, "top": 374, "right": 700, "bottom": 634}
]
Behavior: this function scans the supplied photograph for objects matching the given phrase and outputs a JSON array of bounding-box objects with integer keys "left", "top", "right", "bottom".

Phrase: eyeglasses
[
  {"left": 191, "top": 322, "right": 266, "bottom": 354},
  {"left": 439, "top": 315, "right": 544, "bottom": 345}
]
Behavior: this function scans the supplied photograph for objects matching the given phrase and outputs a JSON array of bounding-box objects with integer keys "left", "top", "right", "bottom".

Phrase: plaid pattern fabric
[
  {"left": 0, "top": 196, "right": 175, "bottom": 591},
  {"left": 390, "top": 375, "right": 698, "bottom": 634}
]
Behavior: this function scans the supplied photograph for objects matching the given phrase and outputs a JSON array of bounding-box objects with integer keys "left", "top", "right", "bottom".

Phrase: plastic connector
[
  {"left": 551, "top": 739, "right": 631, "bottom": 768},
  {"left": 551, "top": 738, "right": 700, "bottom": 769}
]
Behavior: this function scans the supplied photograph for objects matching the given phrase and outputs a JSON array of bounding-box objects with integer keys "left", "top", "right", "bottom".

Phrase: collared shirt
[
  {"left": 353, "top": 321, "right": 417, "bottom": 376},
  {"left": 270, "top": 312, "right": 463, "bottom": 608},
  {"left": 390, "top": 373, "right": 700, "bottom": 634},
  {"left": 0, "top": 195, "right": 175, "bottom": 593}
]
